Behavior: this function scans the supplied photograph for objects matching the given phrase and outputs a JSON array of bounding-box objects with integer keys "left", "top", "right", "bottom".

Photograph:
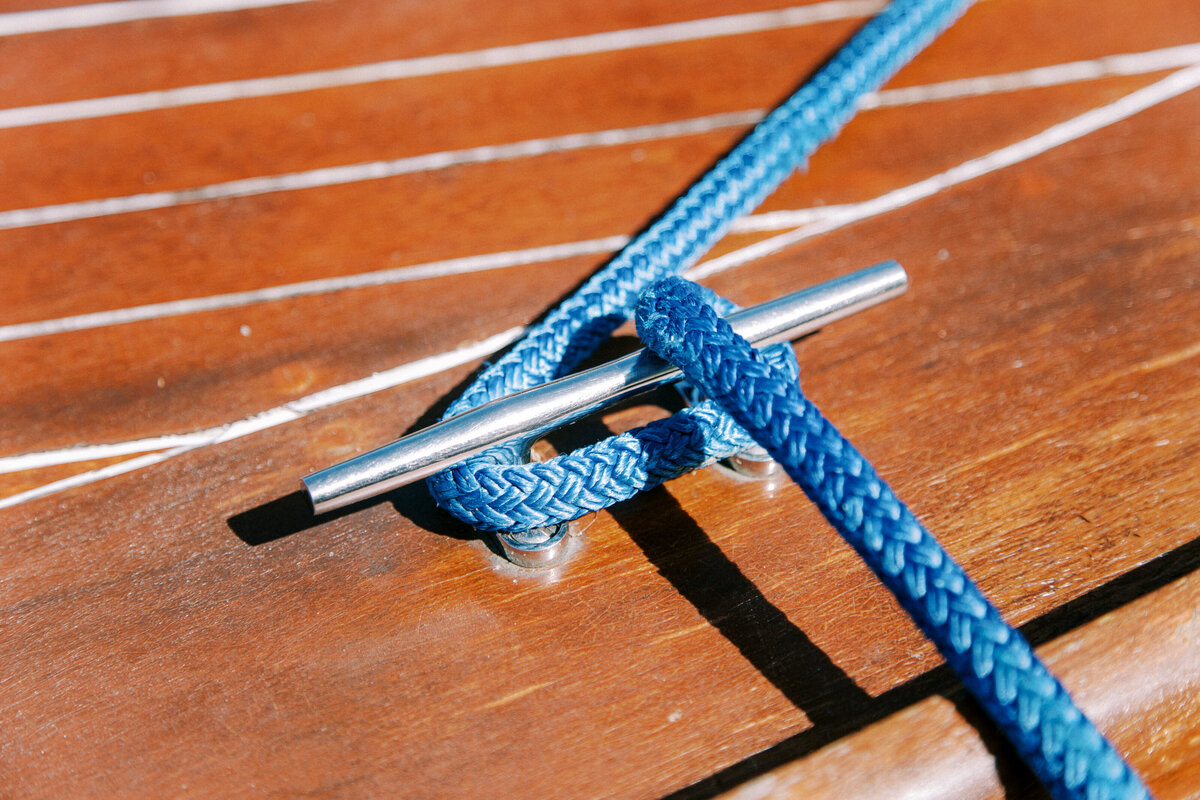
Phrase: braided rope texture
[
  {"left": 429, "top": 0, "right": 976, "bottom": 534},
  {"left": 635, "top": 277, "right": 1151, "bottom": 800}
]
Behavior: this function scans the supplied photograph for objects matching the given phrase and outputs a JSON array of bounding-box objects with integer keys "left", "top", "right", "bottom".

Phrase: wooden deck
[{"left": 1, "top": 1, "right": 1198, "bottom": 797}]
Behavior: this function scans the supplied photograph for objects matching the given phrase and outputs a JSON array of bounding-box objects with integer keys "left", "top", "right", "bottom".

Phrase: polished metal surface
[
  {"left": 496, "top": 522, "right": 573, "bottom": 569},
  {"left": 727, "top": 447, "right": 785, "bottom": 482},
  {"left": 304, "top": 261, "right": 907, "bottom": 514}
]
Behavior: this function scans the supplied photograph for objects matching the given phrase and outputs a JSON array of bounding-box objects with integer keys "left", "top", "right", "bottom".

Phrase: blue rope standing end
[{"left": 635, "top": 277, "right": 1151, "bottom": 800}]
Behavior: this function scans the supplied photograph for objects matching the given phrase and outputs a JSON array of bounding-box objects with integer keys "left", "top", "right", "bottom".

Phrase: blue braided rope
[
  {"left": 429, "top": 0, "right": 976, "bottom": 535},
  {"left": 634, "top": 276, "right": 1151, "bottom": 800}
]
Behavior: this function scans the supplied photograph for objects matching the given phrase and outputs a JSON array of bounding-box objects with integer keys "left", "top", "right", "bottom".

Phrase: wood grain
[
  {"left": 1, "top": 0, "right": 1197, "bottom": 798},
  {"left": 716, "top": 569, "right": 1200, "bottom": 800}
]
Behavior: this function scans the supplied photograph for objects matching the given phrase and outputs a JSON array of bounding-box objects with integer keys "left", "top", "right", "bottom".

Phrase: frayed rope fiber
[
  {"left": 634, "top": 276, "right": 1150, "bottom": 800},
  {"left": 428, "top": 0, "right": 977, "bottom": 538}
]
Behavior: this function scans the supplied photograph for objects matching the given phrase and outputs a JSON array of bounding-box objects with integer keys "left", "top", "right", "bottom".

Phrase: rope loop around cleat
[{"left": 428, "top": 0, "right": 976, "bottom": 537}]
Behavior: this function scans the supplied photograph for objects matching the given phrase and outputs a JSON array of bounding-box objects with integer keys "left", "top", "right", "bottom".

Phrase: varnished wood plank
[
  {"left": 2, "top": 71, "right": 1190, "bottom": 455},
  {"left": 3, "top": 76, "right": 1194, "bottom": 479},
  {"left": 716, "top": 569, "right": 1200, "bottom": 800},
  {"left": 0, "top": 73, "right": 1181, "bottom": 330},
  {"left": 2, "top": 224, "right": 1190, "bottom": 796},
  {"left": 0, "top": 256, "right": 597, "bottom": 460},
  {"left": 0, "top": 0, "right": 1197, "bottom": 797},
  {"left": 0, "top": 0, "right": 825, "bottom": 108},
  {"left": 0, "top": 72, "right": 1186, "bottom": 350},
  {"left": 6, "top": 0, "right": 1197, "bottom": 211},
  {"left": 0, "top": 21, "right": 862, "bottom": 208}
]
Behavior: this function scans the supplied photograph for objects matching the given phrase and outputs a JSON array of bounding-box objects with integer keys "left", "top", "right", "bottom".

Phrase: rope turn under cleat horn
[{"left": 303, "top": 261, "right": 907, "bottom": 566}]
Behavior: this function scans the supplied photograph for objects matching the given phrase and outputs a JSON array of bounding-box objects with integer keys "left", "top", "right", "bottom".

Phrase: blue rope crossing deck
[
  {"left": 428, "top": 0, "right": 975, "bottom": 540},
  {"left": 426, "top": 0, "right": 1154, "bottom": 796}
]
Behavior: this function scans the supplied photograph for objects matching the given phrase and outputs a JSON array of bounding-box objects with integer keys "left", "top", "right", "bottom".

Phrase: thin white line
[
  {"left": 0, "top": 446, "right": 197, "bottom": 510},
  {"left": 0, "top": 110, "right": 766, "bottom": 231},
  {"left": 688, "top": 63, "right": 1200, "bottom": 279},
  {"left": 3, "top": 42, "right": 1197, "bottom": 234},
  {"left": 0, "top": 236, "right": 630, "bottom": 344},
  {"left": 730, "top": 203, "right": 854, "bottom": 233},
  {"left": 0, "top": 204, "right": 850, "bottom": 344},
  {"left": 0, "top": 327, "right": 524, "bottom": 507},
  {"left": 0, "top": 431, "right": 215, "bottom": 472},
  {"left": 0, "top": 211, "right": 835, "bottom": 345},
  {"left": 0, "top": 0, "right": 318, "bottom": 37},
  {"left": 860, "top": 42, "right": 1200, "bottom": 109},
  {"left": 5, "top": 66, "right": 1198, "bottom": 502},
  {"left": 0, "top": 1, "right": 883, "bottom": 128}
]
